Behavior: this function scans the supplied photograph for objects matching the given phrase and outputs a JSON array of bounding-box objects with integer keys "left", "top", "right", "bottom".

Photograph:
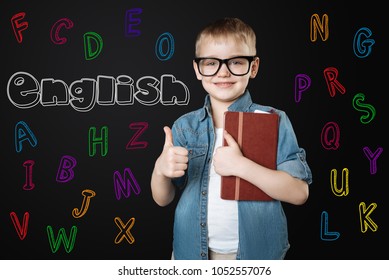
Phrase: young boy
[{"left": 151, "top": 17, "right": 312, "bottom": 260}]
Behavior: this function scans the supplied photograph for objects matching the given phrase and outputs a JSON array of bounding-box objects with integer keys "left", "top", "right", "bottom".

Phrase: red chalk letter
[{"left": 11, "top": 12, "right": 28, "bottom": 43}]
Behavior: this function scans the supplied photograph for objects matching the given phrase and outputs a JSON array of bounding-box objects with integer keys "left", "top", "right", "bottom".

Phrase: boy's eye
[
  {"left": 202, "top": 59, "right": 217, "bottom": 66},
  {"left": 230, "top": 59, "right": 244, "bottom": 65}
]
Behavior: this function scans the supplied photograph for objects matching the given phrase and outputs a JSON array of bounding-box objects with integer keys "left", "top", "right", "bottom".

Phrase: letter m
[{"left": 113, "top": 167, "right": 141, "bottom": 200}]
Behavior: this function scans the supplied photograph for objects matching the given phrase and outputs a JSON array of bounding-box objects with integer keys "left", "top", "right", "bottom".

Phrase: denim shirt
[{"left": 171, "top": 90, "right": 312, "bottom": 260}]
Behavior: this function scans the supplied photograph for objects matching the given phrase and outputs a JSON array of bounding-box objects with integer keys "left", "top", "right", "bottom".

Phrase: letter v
[{"left": 10, "top": 211, "right": 30, "bottom": 240}]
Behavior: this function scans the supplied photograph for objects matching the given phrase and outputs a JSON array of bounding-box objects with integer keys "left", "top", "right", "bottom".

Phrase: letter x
[{"left": 114, "top": 217, "right": 135, "bottom": 244}]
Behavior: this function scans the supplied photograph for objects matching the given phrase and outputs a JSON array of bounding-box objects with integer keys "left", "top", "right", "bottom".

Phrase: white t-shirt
[{"left": 207, "top": 128, "right": 239, "bottom": 253}]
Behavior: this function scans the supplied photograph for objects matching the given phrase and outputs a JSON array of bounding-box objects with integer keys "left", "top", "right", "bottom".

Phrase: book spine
[{"left": 234, "top": 112, "right": 244, "bottom": 200}]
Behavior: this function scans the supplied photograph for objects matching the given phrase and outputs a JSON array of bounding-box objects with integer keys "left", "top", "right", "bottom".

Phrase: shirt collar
[
  {"left": 199, "top": 89, "right": 254, "bottom": 122},
  {"left": 227, "top": 90, "right": 253, "bottom": 112},
  {"left": 199, "top": 94, "right": 212, "bottom": 121}
]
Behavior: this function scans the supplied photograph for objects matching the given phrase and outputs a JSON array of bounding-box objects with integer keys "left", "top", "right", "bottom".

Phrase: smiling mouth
[{"left": 215, "top": 82, "right": 234, "bottom": 87}]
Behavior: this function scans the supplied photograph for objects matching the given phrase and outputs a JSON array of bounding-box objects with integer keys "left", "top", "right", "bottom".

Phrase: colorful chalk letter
[
  {"left": 72, "top": 189, "right": 96, "bottom": 218},
  {"left": 359, "top": 202, "right": 378, "bottom": 233},
  {"left": 330, "top": 168, "right": 349, "bottom": 197},
  {"left": 50, "top": 18, "right": 74, "bottom": 44},
  {"left": 155, "top": 32, "right": 175, "bottom": 61},
  {"left": 23, "top": 159, "right": 35, "bottom": 190},
  {"left": 15, "top": 121, "right": 37, "bottom": 153},
  {"left": 310, "top": 13, "right": 329, "bottom": 42},
  {"left": 320, "top": 211, "right": 340, "bottom": 241},
  {"left": 46, "top": 225, "right": 78, "bottom": 253},
  {"left": 84, "top": 32, "right": 103, "bottom": 60},
  {"left": 352, "top": 93, "right": 376, "bottom": 124},
  {"left": 294, "top": 74, "right": 311, "bottom": 103},
  {"left": 353, "top": 27, "right": 375, "bottom": 58},
  {"left": 323, "top": 67, "right": 346, "bottom": 97},
  {"left": 362, "top": 146, "right": 383, "bottom": 175},
  {"left": 88, "top": 126, "right": 108, "bottom": 157},
  {"left": 126, "top": 122, "right": 148, "bottom": 149},
  {"left": 113, "top": 167, "right": 141, "bottom": 200},
  {"left": 114, "top": 217, "right": 135, "bottom": 244},
  {"left": 320, "top": 121, "right": 340, "bottom": 150},
  {"left": 10, "top": 212, "right": 30, "bottom": 240},
  {"left": 11, "top": 12, "right": 28, "bottom": 43},
  {"left": 56, "top": 155, "right": 77, "bottom": 183},
  {"left": 125, "top": 8, "right": 142, "bottom": 37}
]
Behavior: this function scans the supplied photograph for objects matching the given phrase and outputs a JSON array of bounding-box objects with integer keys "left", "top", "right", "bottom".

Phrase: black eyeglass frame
[{"left": 194, "top": 56, "right": 256, "bottom": 76}]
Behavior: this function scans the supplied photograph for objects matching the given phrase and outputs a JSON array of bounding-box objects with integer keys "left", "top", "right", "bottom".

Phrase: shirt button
[
  {"left": 202, "top": 191, "right": 206, "bottom": 196},
  {"left": 200, "top": 222, "right": 206, "bottom": 227},
  {"left": 201, "top": 252, "right": 206, "bottom": 257}
]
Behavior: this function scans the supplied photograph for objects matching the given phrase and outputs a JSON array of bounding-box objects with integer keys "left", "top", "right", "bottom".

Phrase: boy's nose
[{"left": 217, "top": 62, "right": 231, "bottom": 76}]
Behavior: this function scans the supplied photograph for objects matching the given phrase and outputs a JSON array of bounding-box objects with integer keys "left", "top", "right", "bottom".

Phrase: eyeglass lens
[{"left": 197, "top": 57, "right": 252, "bottom": 76}]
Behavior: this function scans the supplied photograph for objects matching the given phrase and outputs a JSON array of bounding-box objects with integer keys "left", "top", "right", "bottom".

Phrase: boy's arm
[
  {"left": 235, "top": 158, "right": 309, "bottom": 205},
  {"left": 213, "top": 130, "right": 309, "bottom": 205},
  {"left": 151, "top": 126, "right": 188, "bottom": 207},
  {"left": 151, "top": 163, "right": 176, "bottom": 207}
]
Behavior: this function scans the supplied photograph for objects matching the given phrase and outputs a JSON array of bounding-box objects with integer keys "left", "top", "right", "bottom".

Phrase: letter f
[{"left": 11, "top": 12, "right": 29, "bottom": 43}]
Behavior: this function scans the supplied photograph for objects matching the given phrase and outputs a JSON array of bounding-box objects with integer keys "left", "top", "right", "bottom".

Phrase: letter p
[{"left": 294, "top": 74, "right": 311, "bottom": 103}]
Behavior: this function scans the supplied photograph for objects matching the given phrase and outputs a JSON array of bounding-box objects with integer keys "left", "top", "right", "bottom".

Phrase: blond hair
[{"left": 195, "top": 17, "right": 257, "bottom": 57}]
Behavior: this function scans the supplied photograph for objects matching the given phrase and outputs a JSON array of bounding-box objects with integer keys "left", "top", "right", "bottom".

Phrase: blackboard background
[{"left": 1, "top": 0, "right": 386, "bottom": 260}]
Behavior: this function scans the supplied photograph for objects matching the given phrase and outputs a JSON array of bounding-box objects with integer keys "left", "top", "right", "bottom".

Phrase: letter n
[{"left": 310, "top": 13, "right": 329, "bottom": 42}]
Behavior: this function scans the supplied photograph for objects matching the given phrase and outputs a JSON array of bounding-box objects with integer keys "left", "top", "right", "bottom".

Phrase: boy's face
[{"left": 193, "top": 35, "right": 259, "bottom": 106}]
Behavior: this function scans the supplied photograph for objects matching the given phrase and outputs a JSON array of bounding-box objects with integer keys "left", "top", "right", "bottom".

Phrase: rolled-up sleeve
[
  {"left": 276, "top": 111, "right": 313, "bottom": 185},
  {"left": 277, "top": 148, "right": 312, "bottom": 185}
]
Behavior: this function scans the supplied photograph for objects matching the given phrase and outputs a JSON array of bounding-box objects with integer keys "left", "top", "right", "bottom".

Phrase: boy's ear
[
  {"left": 193, "top": 60, "right": 203, "bottom": 80},
  {"left": 250, "top": 57, "right": 260, "bottom": 78}
]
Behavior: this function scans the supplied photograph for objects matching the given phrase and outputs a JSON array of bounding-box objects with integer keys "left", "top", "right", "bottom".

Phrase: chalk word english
[{"left": 7, "top": 71, "right": 190, "bottom": 112}]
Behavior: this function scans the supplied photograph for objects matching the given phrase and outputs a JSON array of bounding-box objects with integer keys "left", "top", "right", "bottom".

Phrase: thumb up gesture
[
  {"left": 213, "top": 130, "right": 244, "bottom": 176},
  {"left": 156, "top": 126, "right": 189, "bottom": 178}
]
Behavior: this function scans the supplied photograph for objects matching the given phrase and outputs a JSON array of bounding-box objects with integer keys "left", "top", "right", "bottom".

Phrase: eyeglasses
[{"left": 194, "top": 56, "right": 256, "bottom": 76}]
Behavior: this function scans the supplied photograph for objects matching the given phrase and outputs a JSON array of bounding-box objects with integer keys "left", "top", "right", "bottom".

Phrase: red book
[{"left": 220, "top": 111, "right": 279, "bottom": 201}]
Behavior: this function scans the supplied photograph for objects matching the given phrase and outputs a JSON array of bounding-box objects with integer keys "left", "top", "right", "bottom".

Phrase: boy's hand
[
  {"left": 156, "top": 126, "right": 188, "bottom": 178},
  {"left": 213, "top": 130, "right": 244, "bottom": 176}
]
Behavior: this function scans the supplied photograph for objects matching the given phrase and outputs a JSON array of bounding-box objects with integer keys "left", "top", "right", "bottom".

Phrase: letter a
[{"left": 15, "top": 121, "right": 37, "bottom": 153}]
